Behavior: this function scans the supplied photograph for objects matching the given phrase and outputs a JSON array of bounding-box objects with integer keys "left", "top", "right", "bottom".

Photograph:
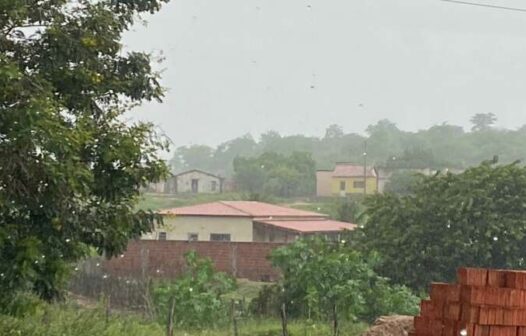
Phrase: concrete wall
[
  {"left": 331, "top": 176, "right": 378, "bottom": 195},
  {"left": 103, "top": 240, "right": 285, "bottom": 282},
  {"left": 142, "top": 215, "right": 253, "bottom": 242},
  {"left": 176, "top": 171, "right": 221, "bottom": 193},
  {"left": 316, "top": 171, "right": 333, "bottom": 197}
]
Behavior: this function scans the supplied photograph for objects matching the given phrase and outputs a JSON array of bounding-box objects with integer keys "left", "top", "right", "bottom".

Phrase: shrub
[
  {"left": 152, "top": 251, "right": 236, "bottom": 328},
  {"left": 270, "top": 237, "right": 419, "bottom": 327}
]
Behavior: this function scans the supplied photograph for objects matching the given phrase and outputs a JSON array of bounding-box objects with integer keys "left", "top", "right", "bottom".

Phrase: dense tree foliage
[
  {"left": 270, "top": 238, "right": 419, "bottom": 330},
  {"left": 233, "top": 152, "right": 316, "bottom": 198},
  {"left": 383, "top": 171, "right": 424, "bottom": 196},
  {"left": 357, "top": 161, "right": 526, "bottom": 290},
  {"left": 170, "top": 116, "right": 526, "bottom": 178},
  {"left": 0, "top": 0, "right": 169, "bottom": 300}
]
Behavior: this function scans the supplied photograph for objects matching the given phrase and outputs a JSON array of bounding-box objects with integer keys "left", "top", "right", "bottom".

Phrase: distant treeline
[{"left": 170, "top": 113, "right": 526, "bottom": 177}]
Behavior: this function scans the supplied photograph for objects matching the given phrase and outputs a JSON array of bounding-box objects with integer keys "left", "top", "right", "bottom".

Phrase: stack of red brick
[{"left": 412, "top": 268, "right": 526, "bottom": 336}]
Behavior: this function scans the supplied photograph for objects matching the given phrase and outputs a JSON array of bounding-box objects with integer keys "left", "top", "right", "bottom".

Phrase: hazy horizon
[{"left": 124, "top": 0, "right": 526, "bottom": 147}]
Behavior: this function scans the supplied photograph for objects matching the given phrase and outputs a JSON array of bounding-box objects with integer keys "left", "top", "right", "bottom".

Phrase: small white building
[{"left": 174, "top": 169, "right": 223, "bottom": 194}]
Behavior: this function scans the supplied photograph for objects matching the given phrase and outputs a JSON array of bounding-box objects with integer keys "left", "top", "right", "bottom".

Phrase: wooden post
[
  {"left": 143, "top": 278, "right": 156, "bottom": 320},
  {"left": 280, "top": 302, "right": 288, "bottom": 336},
  {"left": 166, "top": 296, "right": 176, "bottom": 336},
  {"left": 231, "top": 299, "right": 239, "bottom": 336},
  {"left": 105, "top": 294, "right": 111, "bottom": 324},
  {"left": 332, "top": 303, "right": 338, "bottom": 336}
]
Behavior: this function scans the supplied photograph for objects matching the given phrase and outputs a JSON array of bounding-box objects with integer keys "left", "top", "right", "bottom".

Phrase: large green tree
[
  {"left": 0, "top": 0, "right": 169, "bottom": 300},
  {"left": 357, "top": 160, "right": 526, "bottom": 290}
]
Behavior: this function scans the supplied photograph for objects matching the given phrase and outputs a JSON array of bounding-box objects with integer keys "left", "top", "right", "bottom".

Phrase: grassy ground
[
  {"left": 178, "top": 319, "right": 368, "bottom": 336},
  {"left": 0, "top": 300, "right": 367, "bottom": 336}
]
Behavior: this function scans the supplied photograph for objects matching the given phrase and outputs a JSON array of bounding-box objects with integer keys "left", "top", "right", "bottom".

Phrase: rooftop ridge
[{"left": 217, "top": 200, "right": 253, "bottom": 216}]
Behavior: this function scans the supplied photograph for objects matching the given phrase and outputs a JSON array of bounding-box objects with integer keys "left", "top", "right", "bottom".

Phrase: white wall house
[{"left": 174, "top": 169, "right": 223, "bottom": 194}]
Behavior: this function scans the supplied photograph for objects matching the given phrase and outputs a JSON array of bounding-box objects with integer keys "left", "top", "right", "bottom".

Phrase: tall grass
[{"left": 0, "top": 293, "right": 367, "bottom": 336}]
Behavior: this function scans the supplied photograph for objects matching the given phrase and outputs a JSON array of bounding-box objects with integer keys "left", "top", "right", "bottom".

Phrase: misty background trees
[{"left": 170, "top": 113, "right": 525, "bottom": 179}]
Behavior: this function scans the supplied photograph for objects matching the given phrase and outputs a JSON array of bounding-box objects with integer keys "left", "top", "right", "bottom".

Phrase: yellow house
[{"left": 317, "top": 163, "right": 378, "bottom": 197}]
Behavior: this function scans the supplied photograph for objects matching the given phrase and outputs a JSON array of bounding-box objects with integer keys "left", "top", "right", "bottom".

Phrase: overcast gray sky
[{"left": 124, "top": 0, "right": 526, "bottom": 147}]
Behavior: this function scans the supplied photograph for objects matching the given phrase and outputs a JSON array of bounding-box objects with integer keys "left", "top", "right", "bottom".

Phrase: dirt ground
[{"left": 361, "top": 315, "right": 414, "bottom": 336}]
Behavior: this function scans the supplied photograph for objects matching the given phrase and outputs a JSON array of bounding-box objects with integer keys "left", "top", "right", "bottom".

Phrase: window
[
  {"left": 211, "top": 180, "right": 217, "bottom": 192},
  {"left": 188, "top": 233, "right": 198, "bottom": 241},
  {"left": 353, "top": 181, "right": 365, "bottom": 188},
  {"left": 339, "top": 181, "right": 346, "bottom": 191},
  {"left": 210, "top": 233, "right": 231, "bottom": 242},
  {"left": 158, "top": 232, "right": 167, "bottom": 240}
]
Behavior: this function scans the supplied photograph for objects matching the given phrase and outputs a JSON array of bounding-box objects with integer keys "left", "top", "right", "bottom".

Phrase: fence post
[
  {"left": 105, "top": 294, "right": 111, "bottom": 324},
  {"left": 231, "top": 244, "right": 238, "bottom": 278},
  {"left": 166, "top": 296, "right": 176, "bottom": 336},
  {"left": 332, "top": 303, "right": 338, "bottom": 336},
  {"left": 280, "top": 302, "right": 288, "bottom": 336},
  {"left": 231, "top": 299, "right": 239, "bottom": 336},
  {"left": 143, "top": 278, "right": 156, "bottom": 320}
]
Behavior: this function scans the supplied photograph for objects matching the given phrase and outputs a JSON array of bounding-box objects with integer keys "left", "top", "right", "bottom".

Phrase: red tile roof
[
  {"left": 159, "top": 202, "right": 248, "bottom": 217},
  {"left": 222, "top": 201, "right": 326, "bottom": 218},
  {"left": 332, "top": 163, "right": 376, "bottom": 178},
  {"left": 159, "top": 201, "right": 328, "bottom": 218},
  {"left": 255, "top": 219, "right": 357, "bottom": 233}
]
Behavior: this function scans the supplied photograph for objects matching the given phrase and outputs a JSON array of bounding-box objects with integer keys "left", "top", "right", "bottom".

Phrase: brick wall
[{"left": 102, "top": 240, "right": 285, "bottom": 282}]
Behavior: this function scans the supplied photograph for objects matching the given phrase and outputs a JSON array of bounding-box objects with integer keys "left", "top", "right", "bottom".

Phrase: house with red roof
[
  {"left": 143, "top": 201, "right": 356, "bottom": 242},
  {"left": 316, "top": 163, "right": 378, "bottom": 197}
]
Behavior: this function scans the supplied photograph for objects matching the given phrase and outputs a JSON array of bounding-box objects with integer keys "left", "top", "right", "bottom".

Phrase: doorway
[{"left": 191, "top": 179, "right": 199, "bottom": 193}]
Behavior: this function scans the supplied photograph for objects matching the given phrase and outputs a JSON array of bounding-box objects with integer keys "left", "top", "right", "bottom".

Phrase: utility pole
[{"left": 363, "top": 141, "right": 367, "bottom": 196}]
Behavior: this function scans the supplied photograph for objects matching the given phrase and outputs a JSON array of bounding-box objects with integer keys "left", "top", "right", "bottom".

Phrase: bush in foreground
[
  {"left": 269, "top": 237, "right": 419, "bottom": 334},
  {"left": 152, "top": 251, "right": 236, "bottom": 328}
]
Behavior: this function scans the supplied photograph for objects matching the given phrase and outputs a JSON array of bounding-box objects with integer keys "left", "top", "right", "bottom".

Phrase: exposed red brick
[
  {"left": 474, "top": 325, "right": 490, "bottom": 336},
  {"left": 461, "top": 304, "right": 480, "bottom": 323},
  {"left": 458, "top": 268, "right": 488, "bottom": 286},
  {"left": 431, "top": 283, "right": 461, "bottom": 303},
  {"left": 505, "top": 271, "right": 526, "bottom": 290},
  {"left": 488, "top": 326, "right": 517, "bottom": 336},
  {"left": 444, "top": 303, "right": 461, "bottom": 321},
  {"left": 102, "top": 240, "right": 285, "bottom": 282},
  {"left": 487, "top": 269, "right": 507, "bottom": 288}
]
